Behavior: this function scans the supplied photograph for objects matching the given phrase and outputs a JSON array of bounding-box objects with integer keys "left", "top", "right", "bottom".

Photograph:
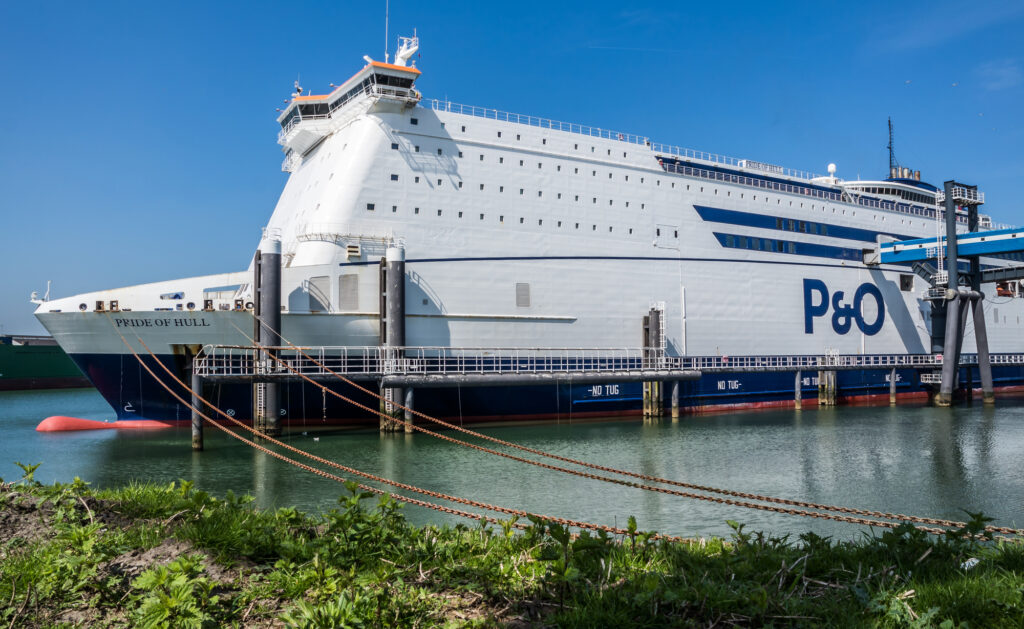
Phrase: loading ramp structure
[{"left": 876, "top": 181, "right": 1024, "bottom": 405}]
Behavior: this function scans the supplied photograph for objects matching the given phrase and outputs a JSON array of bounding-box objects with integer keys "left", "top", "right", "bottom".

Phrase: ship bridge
[{"left": 276, "top": 36, "right": 422, "bottom": 169}]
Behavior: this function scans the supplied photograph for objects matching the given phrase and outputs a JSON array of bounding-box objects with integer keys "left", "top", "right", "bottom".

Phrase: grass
[{"left": 0, "top": 464, "right": 1022, "bottom": 627}]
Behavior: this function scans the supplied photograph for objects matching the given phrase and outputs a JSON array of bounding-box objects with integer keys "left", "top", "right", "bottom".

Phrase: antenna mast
[
  {"left": 887, "top": 117, "right": 898, "bottom": 172},
  {"left": 384, "top": 0, "right": 389, "bottom": 63}
]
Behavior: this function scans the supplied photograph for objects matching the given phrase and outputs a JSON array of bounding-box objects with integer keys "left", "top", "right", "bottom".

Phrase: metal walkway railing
[{"left": 193, "top": 345, "right": 1024, "bottom": 379}]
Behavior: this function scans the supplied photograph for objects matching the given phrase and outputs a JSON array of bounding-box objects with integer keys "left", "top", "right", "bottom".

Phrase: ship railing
[
  {"left": 426, "top": 99, "right": 831, "bottom": 181},
  {"left": 428, "top": 99, "right": 651, "bottom": 146},
  {"left": 193, "top": 346, "right": 1024, "bottom": 378},
  {"left": 652, "top": 145, "right": 823, "bottom": 181},
  {"left": 663, "top": 162, "right": 966, "bottom": 224}
]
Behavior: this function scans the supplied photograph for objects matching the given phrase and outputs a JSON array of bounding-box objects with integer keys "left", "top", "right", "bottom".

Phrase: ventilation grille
[
  {"left": 346, "top": 244, "right": 361, "bottom": 258},
  {"left": 339, "top": 275, "right": 359, "bottom": 310},
  {"left": 515, "top": 282, "right": 531, "bottom": 308}
]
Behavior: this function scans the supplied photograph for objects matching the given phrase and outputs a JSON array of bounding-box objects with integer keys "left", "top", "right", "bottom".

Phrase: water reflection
[{"left": 3, "top": 389, "right": 1024, "bottom": 538}]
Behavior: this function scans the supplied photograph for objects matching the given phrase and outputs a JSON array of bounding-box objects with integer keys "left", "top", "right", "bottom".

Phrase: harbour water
[{"left": 3, "top": 387, "right": 1023, "bottom": 539}]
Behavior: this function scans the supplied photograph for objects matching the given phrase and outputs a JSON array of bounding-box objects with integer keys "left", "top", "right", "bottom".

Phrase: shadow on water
[{"left": 4, "top": 388, "right": 1024, "bottom": 538}]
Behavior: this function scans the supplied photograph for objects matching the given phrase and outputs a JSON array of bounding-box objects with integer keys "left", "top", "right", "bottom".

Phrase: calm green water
[{"left": 2, "top": 388, "right": 1023, "bottom": 539}]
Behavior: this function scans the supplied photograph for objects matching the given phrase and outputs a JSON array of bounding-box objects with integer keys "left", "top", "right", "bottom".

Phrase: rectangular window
[
  {"left": 366, "top": 203, "right": 375, "bottom": 211},
  {"left": 437, "top": 148, "right": 443, "bottom": 155},
  {"left": 900, "top": 274, "right": 914, "bottom": 291},
  {"left": 410, "top": 118, "right": 418, "bottom": 125},
  {"left": 788, "top": 242, "right": 796, "bottom": 254},
  {"left": 391, "top": 142, "right": 399, "bottom": 150},
  {"left": 458, "top": 151, "right": 463, "bottom": 158},
  {"left": 725, "top": 235, "right": 734, "bottom": 247},
  {"left": 776, "top": 217, "right": 784, "bottom": 229},
  {"left": 390, "top": 174, "right": 399, "bottom": 181},
  {"left": 414, "top": 146, "right": 420, "bottom": 152}
]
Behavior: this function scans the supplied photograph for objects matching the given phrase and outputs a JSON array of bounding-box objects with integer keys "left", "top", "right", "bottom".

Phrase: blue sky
[{"left": 1, "top": 0, "right": 1022, "bottom": 333}]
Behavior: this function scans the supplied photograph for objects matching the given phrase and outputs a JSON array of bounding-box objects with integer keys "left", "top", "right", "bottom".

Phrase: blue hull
[{"left": 67, "top": 353, "right": 1024, "bottom": 423}]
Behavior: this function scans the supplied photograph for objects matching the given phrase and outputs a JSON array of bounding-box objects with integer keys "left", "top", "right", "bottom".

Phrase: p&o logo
[{"left": 803, "top": 279, "right": 885, "bottom": 335}]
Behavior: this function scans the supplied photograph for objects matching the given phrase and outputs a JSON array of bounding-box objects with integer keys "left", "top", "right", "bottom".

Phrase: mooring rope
[
  {"left": 107, "top": 317, "right": 688, "bottom": 540},
  {"left": 241, "top": 313, "right": 1024, "bottom": 537},
  {"left": 216, "top": 320, "right": 979, "bottom": 536}
]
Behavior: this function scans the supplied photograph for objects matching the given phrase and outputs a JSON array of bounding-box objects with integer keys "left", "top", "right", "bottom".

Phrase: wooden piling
[
  {"left": 191, "top": 373, "right": 203, "bottom": 451},
  {"left": 889, "top": 367, "right": 897, "bottom": 406},
  {"left": 670, "top": 381, "right": 680, "bottom": 419}
]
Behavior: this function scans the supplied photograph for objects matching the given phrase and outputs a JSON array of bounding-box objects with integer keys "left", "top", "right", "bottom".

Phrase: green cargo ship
[{"left": 0, "top": 335, "right": 90, "bottom": 391}]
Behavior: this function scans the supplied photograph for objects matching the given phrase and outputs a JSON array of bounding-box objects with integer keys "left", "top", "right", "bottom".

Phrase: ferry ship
[{"left": 33, "top": 36, "right": 1024, "bottom": 423}]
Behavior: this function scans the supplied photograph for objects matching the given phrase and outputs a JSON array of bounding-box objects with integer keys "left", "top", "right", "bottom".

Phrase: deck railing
[{"left": 193, "top": 346, "right": 1024, "bottom": 379}]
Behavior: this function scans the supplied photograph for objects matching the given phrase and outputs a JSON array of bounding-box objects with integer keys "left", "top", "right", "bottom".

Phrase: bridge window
[{"left": 900, "top": 275, "right": 914, "bottom": 291}]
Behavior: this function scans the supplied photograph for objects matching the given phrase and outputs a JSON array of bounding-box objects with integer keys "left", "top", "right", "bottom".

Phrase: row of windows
[
  {"left": 364, "top": 202, "right": 636, "bottom": 234},
  {"left": 486, "top": 129, "right": 629, "bottom": 159},
  {"left": 854, "top": 186, "right": 935, "bottom": 206},
  {"left": 390, "top": 141, "right": 658, "bottom": 184},
  {"left": 724, "top": 234, "right": 798, "bottom": 254},
  {"left": 383, "top": 140, "right": 919, "bottom": 230},
  {"left": 382, "top": 179, "right": 648, "bottom": 207},
  {"left": 776, "top": 217, "right": 829, "bottom": 236}
]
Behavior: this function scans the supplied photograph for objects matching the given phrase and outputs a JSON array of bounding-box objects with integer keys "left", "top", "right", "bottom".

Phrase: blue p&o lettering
[
  {"left": 803, "top": 279, "right": 828, "bottom": 333},
  {"left": 803, "top": 279, "right": 886, "bottom": 335}
]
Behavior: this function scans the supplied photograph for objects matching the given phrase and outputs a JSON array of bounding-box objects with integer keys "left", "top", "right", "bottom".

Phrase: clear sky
[{"left": 1, "top": 0, "right": 1022, "bottom": 334}]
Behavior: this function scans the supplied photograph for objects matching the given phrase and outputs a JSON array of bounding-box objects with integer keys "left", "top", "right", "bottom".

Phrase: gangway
[{"left": 878, "top": 227, "right": 1024, "bottom": 265}]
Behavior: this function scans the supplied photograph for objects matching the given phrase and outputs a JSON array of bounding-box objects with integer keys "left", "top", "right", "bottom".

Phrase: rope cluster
[
  {"left": 105, "top": 311, "right": 1023, "bottom": 539},
  {"left": 246, "top": 314, "right": 1023, "bottom": 538}
]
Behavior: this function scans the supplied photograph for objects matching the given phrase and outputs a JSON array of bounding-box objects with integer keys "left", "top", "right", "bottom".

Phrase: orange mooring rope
[
  {"left": 108, "top": 318, "right": 684, "bottom": 540},
  {"left": 239, "top": 313, "right": 1024, "bottom": 540}
]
